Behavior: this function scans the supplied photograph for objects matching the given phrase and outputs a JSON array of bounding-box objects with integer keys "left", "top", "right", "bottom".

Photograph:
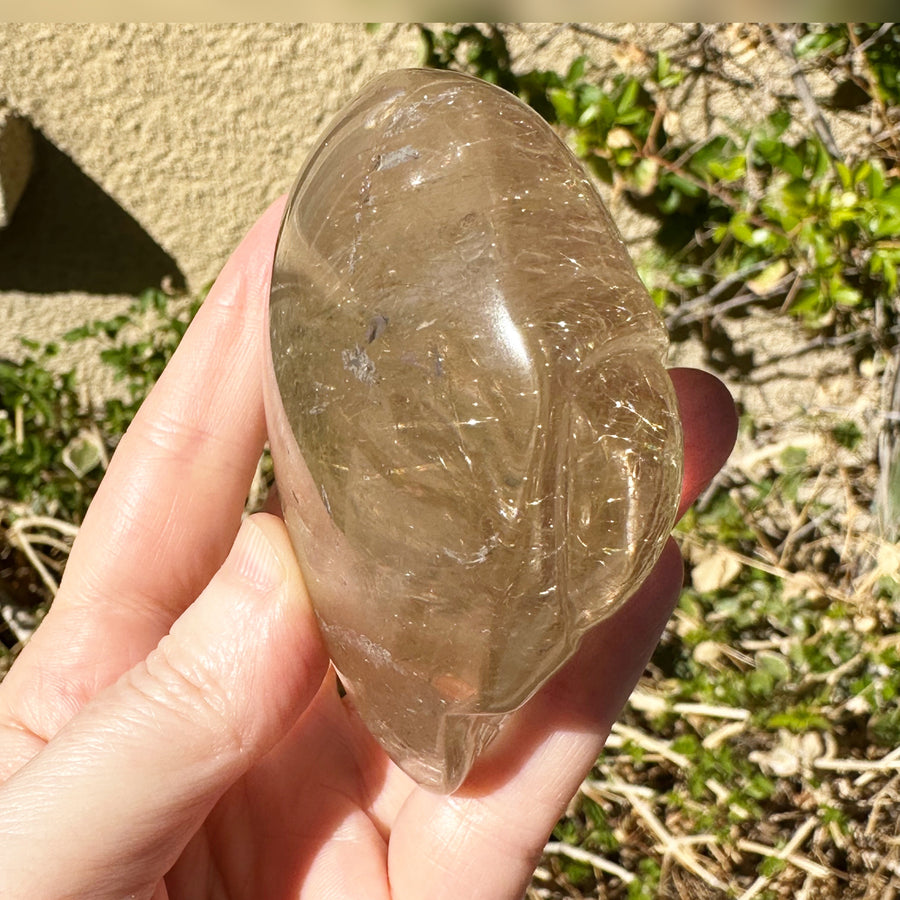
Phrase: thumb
[{"left": 0, "top": 513, "right": 328, "bottom": 900}]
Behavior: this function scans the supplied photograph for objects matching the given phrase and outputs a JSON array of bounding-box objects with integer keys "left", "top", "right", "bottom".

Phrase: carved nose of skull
[{"left": 265, "top": 68, "right": 683, "bottom": 793}]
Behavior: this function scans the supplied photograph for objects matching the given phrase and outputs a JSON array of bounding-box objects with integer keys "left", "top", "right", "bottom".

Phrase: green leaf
[
  {"left": 656, "top": 50, "right": 670, "bottom": 81},
  {"left": 673, "top": 266, "right": 706, "bottom": 287},
  {"left": 708, "top": 154, "right": 746, "bottom": 182},
  {"left": 811, "top": 139, "right": 831, "bottom": 179},
  {"left": 760, "top": 856, "right": 788, "bottom": 878},
  {"left": 836, "top": 160, "right": 853, "bottom": 191},
  {"left": 658, "top": 188, "right": 684, "bottom": 214},
  {"left": 831, "top": 420, "right": 863, "bottom": 450},
  {"left": 766, "top": 708, "right": 830, "bottom": 731},
  {"left": 754, "top": 137, "right": 781, "bottom": 166},
  {"left": 729, "top": 213, "right": 756, "bottom": 245},
  {"left": 829, "top": 274, "right": 862, "bottom": 307},
  {"left": 565, "top": 54, "right": 587, "bottom": 86},
  {"left": 576, "top": 101, "right": 601, "bottom": 128},
  {"left": 617, "top": 77, "right": 640, "bottom": 114},
  {"left": 62, "top": 431, "right": 105, "bottom": 479},
  {"left": 615, "top": 107, "right": 647, "bottom": 127},
  {"left": 865, "top": 159, "right": 887, "bottom": 198},
  {"left": 665, "top": 172, "right": 702, "bottom": 198},
  {"left": 632, "top": 157, "right": 659, "bottom": 195},
  {"left": 688, "top": 136, "right": 728, "bottom": 180},
  {"left": 63, "top": 325, "right": 93, "bottom": 342},
  {"left": 780, "top": 445, "right": 808, "bottom": 470},
  {"left": 747, "top": 259, "right": 790, "bottom": 295},
  {"left": 789, "top": 284, "right": 825, "bottom": 316},
  {"left": 882, "top": 256, "right": 898, "bottom": 292},
  {"left": 794, "top": 28, "right": 828, "bottom": 57},
  {"left": 548, "top": 87, "right": 576, "bottom": 124},
  {"left": 756, "top": 650, "right": 792, "bottom": 682},
  {"left": 780, "top": 146, "right": 805, "bottom": 178},
  {"left": 765, "top": 107, "right": 792, "bottom": 138},
  {"left": 653, "top": 49, "right": 683, "bottom": 87}
]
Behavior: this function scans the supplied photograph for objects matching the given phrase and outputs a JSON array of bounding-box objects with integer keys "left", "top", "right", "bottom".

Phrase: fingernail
[{"left": 229, "top": 516, "right": 286, "bottom": 593}]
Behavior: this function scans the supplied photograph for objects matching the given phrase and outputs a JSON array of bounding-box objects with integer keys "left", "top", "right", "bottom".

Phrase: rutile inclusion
[{"left": 265, "top": 68, "right": 683, "bottom": 793}]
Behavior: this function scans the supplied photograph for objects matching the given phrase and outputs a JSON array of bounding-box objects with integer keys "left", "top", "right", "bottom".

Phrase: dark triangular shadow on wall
[{"left": 0, "top": 129, "right": 185, "bottom": 294}]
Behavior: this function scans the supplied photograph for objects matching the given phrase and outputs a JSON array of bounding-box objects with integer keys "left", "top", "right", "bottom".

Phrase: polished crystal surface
[{"left": 266, "top": 69, "right": 683, "bottom": 793}]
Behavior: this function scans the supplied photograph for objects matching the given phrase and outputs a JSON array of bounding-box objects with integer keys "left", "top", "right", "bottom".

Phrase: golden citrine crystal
[{"left": 265, "top": 69, "right": 682, "bottom": 792}]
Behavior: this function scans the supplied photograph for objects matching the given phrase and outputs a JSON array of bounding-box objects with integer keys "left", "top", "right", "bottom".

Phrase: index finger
[{"left": 0, "top": 197, "right": 287, "bottom": 749}]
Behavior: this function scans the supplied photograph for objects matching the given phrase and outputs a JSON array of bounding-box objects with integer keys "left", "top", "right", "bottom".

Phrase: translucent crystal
[{"left": 265, "top": 69, "right": 682, "bottom": 793}]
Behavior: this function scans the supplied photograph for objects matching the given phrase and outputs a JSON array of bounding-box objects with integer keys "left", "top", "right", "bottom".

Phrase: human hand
[{"left": 0, "top": 197, "right": 737, "bottom": 900}]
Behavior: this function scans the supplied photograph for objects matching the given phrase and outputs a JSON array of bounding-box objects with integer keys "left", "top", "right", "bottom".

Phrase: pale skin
[{"left": 0, "top": 197, "right": 737, "bottom": 900}]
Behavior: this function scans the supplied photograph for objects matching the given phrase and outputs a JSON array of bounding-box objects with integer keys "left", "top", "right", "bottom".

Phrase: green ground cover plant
[
  {"left": 420, "top": 23, "right": 900, "bottom": 334},
  {"left": 0, "top": 287, "right": 203, "bottom": 672},
  {"left": 2, "top": 22, "right": 900, "bottom": 899}
]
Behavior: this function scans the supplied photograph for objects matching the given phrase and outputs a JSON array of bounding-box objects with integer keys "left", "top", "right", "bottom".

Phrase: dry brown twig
[{"left": 5, "top": 515, "right": 79, "bottom": 599}]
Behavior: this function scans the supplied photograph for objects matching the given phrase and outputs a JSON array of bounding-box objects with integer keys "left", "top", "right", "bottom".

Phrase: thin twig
[
  {"left": 665, "top": 260, "right": 771, "bottom": 327},
  {"left": 680, "top": 532, "right": 848, "bottom": 604},
  {"left": 582, "top": 778, "right": 657, "bottom": 802},
  {"left": 702, "top": 720, "right": 748, "bottom": 750},
  {"left": 610, "top": 723, "right": 691, "bottom": 769},
  {"left": 814, "top": 756, "right": 900, "bottom": 773},
  {"left": 864, "top": 775, "right": 900, "bottom": 836},
  {"left": 726, "top": 489, "right": 781, "bottom": 566},
  {"left": 7, "top": 516, "right": 80, "bottom": 539},
  {"left": 737, "top": 838, "right": 830, "bottom": 879},
  {"left": 648, "top": 150, "right": 789, "bottom": 235},
  {"left": 671, "top": 287, "right": 785, "bottom": 328},
  {"left": 778, "top": 464, "right": 829, "bottom": 567},
  {"left": 543, "top": 841, "right": 636, "bottom": 885},
  {"left": 850, "top": 22, "right": 895, "bottom": 58},
  {"left": 771, "top": 24, "right": 842, "bottom": 160},
  {"left": 856, "top": 747, "right": 900, "bottom": 788},
  {"left": 737, "top": 817, "right": 827, "bottom": 900},
  {"left": 8, "top": 534, "right": 59, "bottom": 597},
  {"left": 628, "top": 791, "right": 728, "bottom": 891},
  {"left": 4, "top": 515, "right": 80, "bottom": 600},
  {"left": 847, "top": 23, "right": 900, "bottom": 157},
  {"left": 15, "top": 534, "right": 73, "bottom": 557},
  {"left": 672, "top": 701, "right": 751, "bottom": 720}
]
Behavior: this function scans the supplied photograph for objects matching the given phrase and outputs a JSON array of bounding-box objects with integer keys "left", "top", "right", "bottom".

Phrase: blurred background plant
[
  {"left": 0, "top": 286, "right": 207, "bottom": 668},
  {"left": 3, "top": 21, "right": 900, "bottom": 899}
]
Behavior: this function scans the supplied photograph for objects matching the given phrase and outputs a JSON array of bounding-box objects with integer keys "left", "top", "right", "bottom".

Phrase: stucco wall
[
  {"left": 0, "top": 23, "right": 629, "bottom": 378},
  {"left": 0, "top": 25, "right": 420, "bottom": 393},
  {"left": 0, "top": 24, "right": 866, "bottom": 300},
  {"left": 0, "top": 25, "right": 418, "bottom": 294},
  {"left": 0, "top": 24, "right": 599, "bottom": 372},
  {"left": 0, "top": 22, "right": 873, "bottom": 435}
]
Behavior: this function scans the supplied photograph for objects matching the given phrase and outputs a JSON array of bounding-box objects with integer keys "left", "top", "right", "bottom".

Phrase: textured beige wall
[
  {"left": 0, "top": 24, "right": 423, "bottom": 391},
  {"left": 0, "top": 24, "right": 419, "bottom": 287},
  {"left": 0, "top": 24, "right": 593, "bottom": 374},
  {"left": 0, "top": 23, "right": 865, "bottom": 300},
  {"left": 0, "top": 23, "right": 603, "bottom": 381},
  {"left": 0, "top": 22, "right": 869, "bottom": 428}
]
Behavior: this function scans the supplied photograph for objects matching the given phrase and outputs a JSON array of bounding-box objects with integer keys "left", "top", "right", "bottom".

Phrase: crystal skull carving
[{"left": 265, "top": 68, "right": 683, "bottom": 793}]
